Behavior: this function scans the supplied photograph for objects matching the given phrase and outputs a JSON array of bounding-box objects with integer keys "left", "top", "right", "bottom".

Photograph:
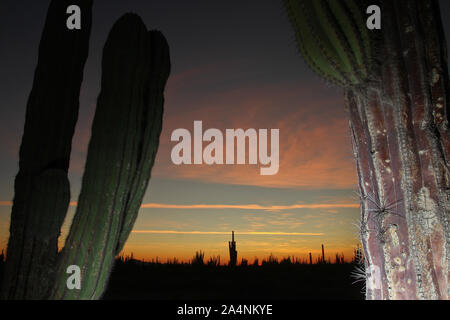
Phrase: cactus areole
[{"left": 285, "top": 0, "right": 449, "bottom": 299}]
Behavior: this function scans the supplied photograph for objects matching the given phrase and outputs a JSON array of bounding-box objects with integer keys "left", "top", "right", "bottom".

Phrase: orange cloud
[
  {"left": 154, "top": 80, "right": 357, "bottom": 189},
  {"left": 63, "top": 65, "right": 357, "bottom": 190}
]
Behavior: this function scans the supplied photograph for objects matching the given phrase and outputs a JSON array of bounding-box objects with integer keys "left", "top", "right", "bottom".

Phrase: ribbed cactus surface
[
  {"left": 1, "top": 0, "right": 92, "bottom": 300},
  {"left": 50, "top": 13, "right": 170, "bottom": 300},
  {"left": 285, "top": 0, "right": 449, "bottom": 299},
  {"left": 284, "top": 0, "right": 376, "bottom": 87}
]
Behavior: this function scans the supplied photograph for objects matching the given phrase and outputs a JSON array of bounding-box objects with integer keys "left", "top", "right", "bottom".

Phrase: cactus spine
[
  {"left": 1, "top": 0, "right": 92, "bottom": 299},
  {"left": 285, "top": 0, "right": 449, "bottom": 299},
  {"left": 50, "top": 14, "right": 170, "bottom": 300}
]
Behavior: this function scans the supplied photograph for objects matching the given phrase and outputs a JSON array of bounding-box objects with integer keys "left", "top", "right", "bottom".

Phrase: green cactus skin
[
  {"left": 50, "top": 13, "right": 170, "bottom": 300},
  {"left": 1, "top": 0, "right": 92, "bottom": 300},
  {"left": 115, "top": 30, "right": 170, "bottom": 254},
  {"left": 283, "top": 0, "right": 375, "bottom": 87}
]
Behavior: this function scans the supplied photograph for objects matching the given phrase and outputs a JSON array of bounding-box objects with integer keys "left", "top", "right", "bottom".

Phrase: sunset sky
[{"left": 1, "top": 0, "right": 449, "bottom": 264}]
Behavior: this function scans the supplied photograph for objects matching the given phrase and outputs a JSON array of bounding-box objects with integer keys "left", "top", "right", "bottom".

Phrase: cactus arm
[
  {"left": 1, "top": 0, "right": 92, "bottom": 300},
  {"left": 283, "top": 0, "right": 376, "bottom": 87},
  {"left": 51, "top": 13, "right": 150, "bottom": 299},
  {"left": 284, "top": 0, "right": 347, "bottom": 86},
  {"left": 297, "top": 0, "right": 349, "bottom": 80},
  {"left": 50, "top": 14, "right": 170, "bottom": 300},
  {"left": 312, "top": 0, "right": 359, "bottom": 83},
  {"left": 338, "top": 0, "right": 373, "bottom": 69},
  {"left": 115, "top": 30, "right": 171, "bottom": 254},
  {"left": 323, "top": 0, "right": 369, "bottom": 80},
  {"left": 326, "top": 0, "right": 364, "bottom": 66}
]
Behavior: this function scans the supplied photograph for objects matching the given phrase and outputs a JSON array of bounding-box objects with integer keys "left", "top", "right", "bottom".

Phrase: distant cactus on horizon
[{"left": 228, "top": 231, "right": 237, "bottom": 267}]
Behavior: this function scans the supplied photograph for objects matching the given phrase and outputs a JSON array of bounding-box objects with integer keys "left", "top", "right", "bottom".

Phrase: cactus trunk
[
  {"left": 285, "top": 0, "right": 449, "bottom": 299},
  {"left": 50, "top": 14, "right": 170, "bottom": 300},
  {"left": 347, "top": 1, "right": 448, "bottom": 299},
  {"left": 1, "top": 0, "right": 92, "bottom": 299}
]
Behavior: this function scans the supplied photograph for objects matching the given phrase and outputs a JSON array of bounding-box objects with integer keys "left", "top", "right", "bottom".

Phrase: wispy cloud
[
  {"left": 132, "top": 230, "right": 324, "bottom": 236},
  {"left": 152, "top": 79, "right": 357, "bottom": 189},
  {"left": 60, "top": 65, "right": 356, "bottom": 189},
  {"left": 0, "top": 201, "right": 358, "bottom": 211},
  {"left": 140, "top": 203, "right": 359, "bottom": 211}
]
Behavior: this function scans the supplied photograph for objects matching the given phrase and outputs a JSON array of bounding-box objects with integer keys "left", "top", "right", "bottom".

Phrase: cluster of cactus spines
[
  {"left": 1, "top": 0, "right": 93, "bottom": 299},
  {"left": 283, "top": 0, "right": 376, "bottom": 87},
  {"left": 50, "top": 14, "right": 170, "bottom": 300}
]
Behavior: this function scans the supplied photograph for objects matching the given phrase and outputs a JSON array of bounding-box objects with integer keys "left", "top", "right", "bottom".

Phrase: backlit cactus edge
[
  {"left": 1, "top": 0, "right": 170, "bottom": 300},
  {"left": 285, "top": 0, "right": 449, "bottom": 300},
  {"left": 284, "top": 0, "right": 377, "bottom": 87}
]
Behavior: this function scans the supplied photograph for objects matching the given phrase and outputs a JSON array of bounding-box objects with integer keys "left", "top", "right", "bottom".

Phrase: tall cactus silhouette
[
  {"left": 1, "top": 0, "right": 93, "bottom": 300},
  {"left": 228, "top": 231, "right": 237, "bottom": 267},
  {"left": 51, "top": 14, "right": 170, "bottom": 300},
  {"left": 1, "top": 1, "right": 170, "bottom": 300},
  {"left": 284, "top": 0, "right": 449, "bottom": 299}
]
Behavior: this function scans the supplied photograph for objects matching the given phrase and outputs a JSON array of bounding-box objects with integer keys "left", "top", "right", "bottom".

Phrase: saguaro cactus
[
  {"left": 229, "top": 231, "right": 237, "bottom": 267},
  {"left": 1, "top": 2, "right": 170, "bottom": 300},
  {"left": 284, "top": 0, "right": 449, "bottom": 299},
  {"left": 1, "top": 0, "right": 93, "bottom": 299}
]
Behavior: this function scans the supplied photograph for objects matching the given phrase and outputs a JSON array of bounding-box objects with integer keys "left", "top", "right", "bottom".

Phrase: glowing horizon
[
  {"left": 0, "top": 201, "right": 359, "bottom": 211},
  {"left": 131, "top": 230, "right": 325, "bottom": 236}
]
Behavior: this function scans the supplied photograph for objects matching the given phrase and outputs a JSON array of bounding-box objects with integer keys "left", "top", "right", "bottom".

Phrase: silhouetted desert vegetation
[
  {"left": 102, "top": 247, "right": 365, "bottom": 300},
  {"left": 0, "top": 247, "right": 365, "bottom": 300}
]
